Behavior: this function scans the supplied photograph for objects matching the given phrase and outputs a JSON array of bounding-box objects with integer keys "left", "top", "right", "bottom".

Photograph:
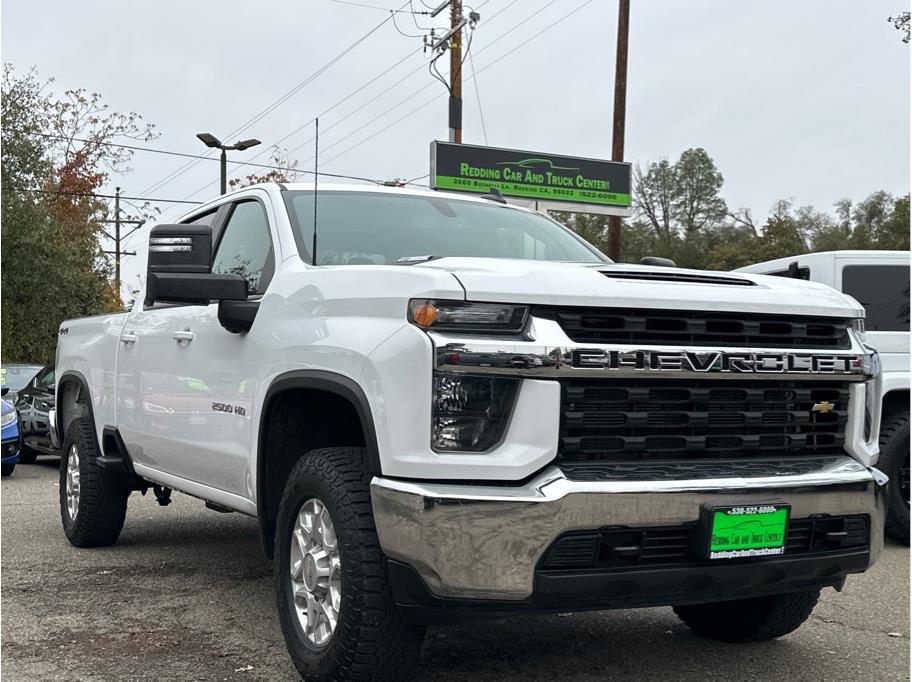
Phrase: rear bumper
[{"left": 370, "top": 456, "right": 886, "bottom": 606}]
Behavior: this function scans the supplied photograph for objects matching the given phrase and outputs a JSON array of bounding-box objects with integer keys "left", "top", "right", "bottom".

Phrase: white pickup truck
[
  {"left": 737, "top": 251, "right": 910, "bottom": 543},
  {"left": 55, "top": 183, "right": 886, "bottom": 680}
]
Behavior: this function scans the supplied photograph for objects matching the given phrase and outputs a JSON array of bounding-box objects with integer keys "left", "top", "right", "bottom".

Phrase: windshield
[
  {"left": 1, "top": 364, "right": 43, "bottom": 390},
  {"left": 283, "top": 191, "right": 607, "bottom": 266}
]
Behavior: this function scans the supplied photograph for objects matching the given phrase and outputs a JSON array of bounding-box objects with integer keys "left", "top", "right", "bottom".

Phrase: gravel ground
[{"left": 2, "top": 459, "right": 909, "bottom": 681}]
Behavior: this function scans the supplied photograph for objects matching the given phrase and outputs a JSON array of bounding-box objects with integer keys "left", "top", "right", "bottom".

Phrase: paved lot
[{"left": 2, "top": 459, "right": 909, "bottom": 681}]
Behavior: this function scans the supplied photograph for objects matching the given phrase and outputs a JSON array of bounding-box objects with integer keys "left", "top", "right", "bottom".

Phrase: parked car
[
  {"left": 1, "top": 395, "right": 21, "bottom": 477},
  {"left": 0, "top": 363, "right": 43, "bottom": 405},
  {"left": 15, "top": 363, "right": 57, "bottom": 463},
  {"left": 737, "top": 250, "right": 910, "bottom": 544}
]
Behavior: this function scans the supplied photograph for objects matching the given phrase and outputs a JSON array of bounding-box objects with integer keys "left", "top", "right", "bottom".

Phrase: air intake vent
[{"left": 601, "top": 270, "right": 756, "bottom": 286}]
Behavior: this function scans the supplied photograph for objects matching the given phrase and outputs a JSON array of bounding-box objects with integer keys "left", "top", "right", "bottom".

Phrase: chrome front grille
[{"left": 558, "top": 379, "right": 850, "bottom": 462}]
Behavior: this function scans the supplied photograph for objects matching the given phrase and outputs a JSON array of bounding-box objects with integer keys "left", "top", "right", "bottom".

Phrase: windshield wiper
[{"left": 396, "top": 255, "right": 442, "bottom": 265}]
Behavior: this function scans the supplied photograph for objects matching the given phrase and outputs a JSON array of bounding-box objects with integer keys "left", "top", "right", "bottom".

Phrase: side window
[
  {"left": 842, "top": 264, "right": 910, "bottom": 331},
  {"left": 36, "top": 366, "right": 55, "bottom": 390},
  {"left": 211, "top": 201, "right": 275, "bottom": 295},
  {"left": 182, "top": 208, "right": 218, "bottom": 226}
]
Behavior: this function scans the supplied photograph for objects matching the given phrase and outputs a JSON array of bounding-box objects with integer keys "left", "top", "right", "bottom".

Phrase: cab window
[
  {"left": 211, "top": 200, "right": 275, "bottom": 295},
  {"left": 842, "top": 264, "right": 910, "bottom": 331}
]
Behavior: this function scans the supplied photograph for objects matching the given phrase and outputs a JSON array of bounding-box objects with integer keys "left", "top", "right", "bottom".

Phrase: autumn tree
[{"left": 1, "top": 64, "right": 156, "bottom": 362}]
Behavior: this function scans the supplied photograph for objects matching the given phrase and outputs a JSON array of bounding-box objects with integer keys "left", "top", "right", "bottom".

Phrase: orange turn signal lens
[{"left": 410, "top": 301, "right": 438, "bottom": 328}]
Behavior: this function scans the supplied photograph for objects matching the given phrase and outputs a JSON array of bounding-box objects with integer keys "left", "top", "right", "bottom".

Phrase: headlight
[
  {"left": 850, "top": 318, "right": 866, "bottom": 340},
  {"left": 432, "top": 373, "right": 519, "bottom": 452},
  {"left": 409, "top": 299, "right": 529, "bottom": 334},
  {"left": 1, "top": 409, "right": 16, "bottom": 428}
]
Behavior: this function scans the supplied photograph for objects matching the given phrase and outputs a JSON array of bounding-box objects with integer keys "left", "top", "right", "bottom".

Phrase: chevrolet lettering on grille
[{"left": 572, "top": 350, "right": 861, "bottom": 374}]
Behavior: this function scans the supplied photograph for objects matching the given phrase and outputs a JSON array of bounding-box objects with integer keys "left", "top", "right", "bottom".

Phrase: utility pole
[
  {"left": 100, "top": 186, "right": 144, "bottom": 298},
  {"left": 606, "top": 0, "right": 630, "bottom": 261},
  {"left": 449, "top": 0, "right": 463, "bottom": 143}
]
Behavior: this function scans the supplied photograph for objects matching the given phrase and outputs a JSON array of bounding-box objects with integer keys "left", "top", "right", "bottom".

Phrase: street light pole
[
  {"left": 196, "top": 133, "right": 262, "bottom": 195},
  {"left": 220, "top": 148, "right": 227, "bottom": 194}
]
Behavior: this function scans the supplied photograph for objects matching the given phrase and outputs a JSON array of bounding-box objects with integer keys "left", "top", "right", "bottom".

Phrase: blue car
[{"left": 1, "top": 395, "right": 20, "bottom": 477}]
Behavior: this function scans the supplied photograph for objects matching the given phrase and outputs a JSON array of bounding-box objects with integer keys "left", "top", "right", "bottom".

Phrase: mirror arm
[{"left": 218, "top": 299, "right": 260, "bottom": 334}]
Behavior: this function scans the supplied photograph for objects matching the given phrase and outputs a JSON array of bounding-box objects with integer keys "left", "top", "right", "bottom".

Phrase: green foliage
[
  {"left": 1, "top": 65, "right": 156, "bottom": 363},
  {"left": 559, "top": 146, "right": 909, "bottom": 272}
]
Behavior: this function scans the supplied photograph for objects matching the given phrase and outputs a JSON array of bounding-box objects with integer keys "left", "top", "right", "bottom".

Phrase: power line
[
  {"left": 12, "top": 187, "right": 204, "bottom": 205},
  {"left": 139, "top": 1, "right": 411, "bottom": 197},
  {"left": 304, "top": 0, "right": 562, "bottom": 166},
  {"left": 468, "top": 47, "right": 488, "bottom": 145},
  {"left": 34, "top": 132, "right": 383, "bottom": 184},
  {"left": 171, "top": 0, "right": 504, "bottom": 204}
]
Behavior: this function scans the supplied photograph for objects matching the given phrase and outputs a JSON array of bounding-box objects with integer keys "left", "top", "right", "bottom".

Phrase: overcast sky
[{"left": 2, "top": 0, "right": 909, "bottom": 293}]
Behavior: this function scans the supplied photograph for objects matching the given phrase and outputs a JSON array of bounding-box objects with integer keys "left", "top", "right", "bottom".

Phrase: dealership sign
[{"left": 430, "top": 141, "right": 631, "bottom": 209}]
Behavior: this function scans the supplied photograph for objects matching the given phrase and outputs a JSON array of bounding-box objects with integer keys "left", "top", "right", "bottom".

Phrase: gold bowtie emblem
[{"left": 812, "top": 401, "right": 835, "bottom": 413}]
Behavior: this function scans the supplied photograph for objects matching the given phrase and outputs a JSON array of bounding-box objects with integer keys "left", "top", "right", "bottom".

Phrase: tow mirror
[{"left": 145, "top": 224, "right": 248, "bottom": 307}]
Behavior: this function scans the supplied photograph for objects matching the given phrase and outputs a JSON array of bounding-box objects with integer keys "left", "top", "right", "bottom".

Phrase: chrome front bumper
[{"left": 371, "top": 456, "right": 887, "bottom": 601}]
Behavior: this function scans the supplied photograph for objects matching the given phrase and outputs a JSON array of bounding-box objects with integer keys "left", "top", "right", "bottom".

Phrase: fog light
[{"left": 432, "top": 373, "right": 519, "bottom": 452}]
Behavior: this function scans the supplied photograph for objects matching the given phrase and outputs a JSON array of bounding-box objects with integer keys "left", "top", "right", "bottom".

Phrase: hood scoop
[{"left": 600, "top": 270, "right": 756, "bottom": 287}]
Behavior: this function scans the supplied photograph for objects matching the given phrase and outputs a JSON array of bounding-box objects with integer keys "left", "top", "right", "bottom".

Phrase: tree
[
  {"left": 228, "top": 146, "right": 299, "bottom": 189},
  {"left": 1, "top": 65, "right": 156, "bottom": 363},
  {"left": 889, "top": 11, "right": 910, "bottom": 43}
]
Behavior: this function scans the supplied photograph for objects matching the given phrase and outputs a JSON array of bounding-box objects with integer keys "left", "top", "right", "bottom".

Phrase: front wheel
[
  {"left": 673, "top": 590, "right": 820, "bottom": 642},
  {"left": 59, "top": 418, "right": 130, "bottom": 547},
  {"left": 275, "top": 447, "right": 424, "bottom": 681},
  {"left": 1, "top": 462, "right": 15, "bottom": 477}
]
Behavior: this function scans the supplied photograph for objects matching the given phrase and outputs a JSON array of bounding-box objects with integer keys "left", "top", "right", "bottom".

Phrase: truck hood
[{"left": 416, "top": 258, "right": 862, "bottom": 318}]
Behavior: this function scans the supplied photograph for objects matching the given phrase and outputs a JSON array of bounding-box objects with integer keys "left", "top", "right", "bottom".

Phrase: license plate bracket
[{"left": 701, "top": 503, "right": 791, "bottom": 560}]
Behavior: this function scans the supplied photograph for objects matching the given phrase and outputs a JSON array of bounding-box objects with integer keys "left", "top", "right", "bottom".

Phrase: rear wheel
[
  {"left": 880, "top": 412, "right": 910, "bottom": 545},
  {"left": 275, "top": 447, "right": 424, "bottom": 681},
  {"left": 1, "top": 462, "right": 15, "bottom": 477},
  {"left": 59, "top": 418, "right": 129, "bottom": 547},
  {"left": 674, "top": 590, "right": 820, "bottom": 642}
]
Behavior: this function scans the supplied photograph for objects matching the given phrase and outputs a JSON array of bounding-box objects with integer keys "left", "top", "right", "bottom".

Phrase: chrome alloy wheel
[
  {"left": 65, "top": 444, "right": 81, "bottom": 521},
  {"left": 289, "top": 498, "right": 342, "bottom": 648}
]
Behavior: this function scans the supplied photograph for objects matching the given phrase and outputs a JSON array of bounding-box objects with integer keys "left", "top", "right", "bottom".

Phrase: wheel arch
[
  {"left": 256, "top": 370, "right": 381, "bottom": 559},
  {"left": 56, "top": 370, "right": 96, "bottom": 448}
]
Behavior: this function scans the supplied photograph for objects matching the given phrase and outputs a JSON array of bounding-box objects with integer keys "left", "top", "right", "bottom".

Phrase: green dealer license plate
[{"left": 705, "top": 504, "right": 790, "bottom": 560}]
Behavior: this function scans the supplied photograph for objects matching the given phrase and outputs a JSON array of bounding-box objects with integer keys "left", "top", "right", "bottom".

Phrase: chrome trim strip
[
  {"left": 370, "top": 456, "right": 886, "bottom": 601},
  {"left": 429, "top": 318, "right": 877, "bottom": 381},
  {"left": 373, "top": 457, "right": 876, "bottom": 501}
]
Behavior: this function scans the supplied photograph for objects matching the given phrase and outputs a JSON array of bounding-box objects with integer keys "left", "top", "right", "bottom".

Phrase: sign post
[{"left": 430, "top": 141, "right": 631, "bottom": 217}]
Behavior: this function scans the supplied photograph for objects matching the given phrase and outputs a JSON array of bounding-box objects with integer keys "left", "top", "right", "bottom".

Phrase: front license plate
[{"left": 705, "top": 504, "right": 790, "bottom": 560}]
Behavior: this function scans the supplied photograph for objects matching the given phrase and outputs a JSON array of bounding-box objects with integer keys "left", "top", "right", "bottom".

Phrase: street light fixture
[{"left": 196, "top": 133, "right": 262, "bottom": 194}]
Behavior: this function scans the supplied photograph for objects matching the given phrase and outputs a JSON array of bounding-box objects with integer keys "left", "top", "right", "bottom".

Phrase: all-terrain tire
[
  {"left": 880, "top": 412, "right": 910, "bottom": 545},
  {"left": 673, "top": 590, "right": 820, "bottom": 642},
  {"left": 59, "top": 417, "right": 129, "bottom": 548},
  {"left": 1, "top": 462, "right": 15, "bottom": 477},
  {"left": 275, "top": 446, "right": 425, "bottom": 681}
]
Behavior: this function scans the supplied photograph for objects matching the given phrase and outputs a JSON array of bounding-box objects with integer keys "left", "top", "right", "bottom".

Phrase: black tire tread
[
  {"left": 880, "top": 412, "right": 910, "bottom": 545},
  {"left": 673, "top": 590, "right": 820, "bottom": 642},
  {"left": 276, "top": 446, "right": 424, "bottom": 681},
  {"left": 60, "top": 417, "right": 129, "bottom": 548}
]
